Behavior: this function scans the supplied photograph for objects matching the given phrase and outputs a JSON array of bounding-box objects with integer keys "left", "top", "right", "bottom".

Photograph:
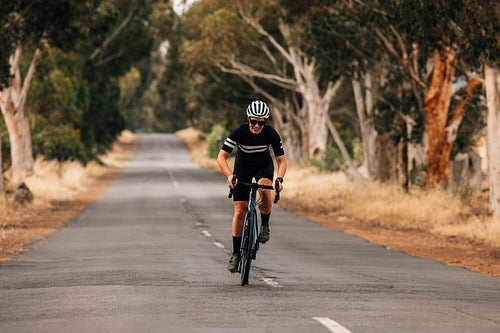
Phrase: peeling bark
[{"left": 424, "top": 48, "right": 456, "bottom": 187}]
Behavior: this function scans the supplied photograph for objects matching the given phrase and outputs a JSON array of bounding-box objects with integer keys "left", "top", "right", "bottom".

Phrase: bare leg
[{"left": 232, "top": 201, "right": 248, "bottom": 237}]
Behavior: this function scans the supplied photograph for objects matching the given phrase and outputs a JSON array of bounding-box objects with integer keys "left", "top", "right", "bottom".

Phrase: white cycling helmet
[{"left": 246, "top": 100, "right": 270, "bottom": 119}]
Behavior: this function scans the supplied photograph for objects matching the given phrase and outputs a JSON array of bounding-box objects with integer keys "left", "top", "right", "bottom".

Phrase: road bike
[{"left": 229, "top": 177, "right": 280, "bottom": 286}]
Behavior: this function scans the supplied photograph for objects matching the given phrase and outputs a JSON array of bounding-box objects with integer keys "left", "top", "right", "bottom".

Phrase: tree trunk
[
  {"left": 484, "top": 63, "right": 500, "bottom": 215},
  {"left": 424, "top": 47, "right": 456, "bottom": 187},
  {"left": 352, "top": 74, "right": 377, "bottom": 178},
  {"left": 269, "top": 100, "right": 306, "bottom": 164},
  {"left": 1, "top": 102, "right": 33, "bottom": 183},
  {"left": 302, "top": 89, "right": 328, "bottom": 158},
  {"left": 239, "top": 76, "right": 308, "bottom": 164},
  {"left": 0, "top": 46, "right": 41, "bottom": 183},
  {"left": 326, "top": 116, "right": 367, "bottom": 182},
  {"left": 0, "top": 122, "right": 2, "bottom": 191}
]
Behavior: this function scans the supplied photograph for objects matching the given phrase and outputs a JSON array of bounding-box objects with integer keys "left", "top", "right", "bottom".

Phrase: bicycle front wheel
[{"left": 240, "top": 210, "right": 256, "bottom": 286}]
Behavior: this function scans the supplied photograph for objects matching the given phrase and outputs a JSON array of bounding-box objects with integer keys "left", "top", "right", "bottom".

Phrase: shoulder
[
  {"left": 229, "top": 124, "right": 248, "bottom": 137},
  {"left": 263, "top": 125, "right": 280, "bottom": 138}
]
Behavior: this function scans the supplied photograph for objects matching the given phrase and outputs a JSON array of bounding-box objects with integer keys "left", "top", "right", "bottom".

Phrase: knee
[
  {"left": 258, "top": 192, "right": 272, "bottom": 213},
  {"left": 234, "top": 203, "right": 247, "bottom": 219}
]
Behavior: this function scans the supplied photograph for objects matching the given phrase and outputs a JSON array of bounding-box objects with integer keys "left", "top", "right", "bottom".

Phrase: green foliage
[
  {"left": 451, "top": 84, "right": 487, "bottom": 159},
  {"left": 0, "top": 1, "right": 16, "bottom": 87},
  {"left": 27, "top": 47, "right": 90, "bottom": 163},
  {"left": 2, "top": 0, "right": 496, "bottom": 179},
  {"left": 311, "top": 143, "right": 344, "bottom": 172},
  {"left": 32, "top": 124, "right": 88, "bottom": 163},
  {"left": 1, "top": 118, "right": 10, "bottom": 170},
  {"left": 312, "top": 124, "right": 356, "bottom": 172},
  {"left": 205, "top": 124, "right": 229, "bottom": 159}
]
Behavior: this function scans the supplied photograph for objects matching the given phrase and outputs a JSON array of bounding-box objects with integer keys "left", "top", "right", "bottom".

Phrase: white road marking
[
  {"left": 168, "top": 166, "right": 281, "bottom": 288},
  {"left": 199, "top": 229, "right": 282, "bottom": 288},
  {"left": 259, "top": 276, "right": 282, "bottom": 288},
  {"left": 165, "top": 168, "right": 179, "bottom": 189},
  {"left": 213, "top": 241, "right": 225, "bottom": 249},
  {"left": 313, "top": 317, "right": 352, "bottom": 333}
]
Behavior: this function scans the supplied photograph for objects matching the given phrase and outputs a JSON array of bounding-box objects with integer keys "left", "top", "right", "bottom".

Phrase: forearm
[
  {"left": 275, "top": 156, "right": 287, "bottom": 179},
  {"left": 217, "top": 150, "right": 232, "bottom": 178}
]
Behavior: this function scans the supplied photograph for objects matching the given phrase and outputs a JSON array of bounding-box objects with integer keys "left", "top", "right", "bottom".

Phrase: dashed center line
[
  {"left": 200, "top": 228, "right": 282, "bottom": 288},
  {"left": 201, "top": 230, "right": 226, "bottom": 250},
  {"left": 166, "top": 166, "right": 282, "bottom": 288},
  {"left": 313, "top": 317, "right": 352, "bottom": 333}
]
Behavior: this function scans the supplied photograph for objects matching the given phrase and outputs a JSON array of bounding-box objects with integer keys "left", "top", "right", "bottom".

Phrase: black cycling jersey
[{"left": 222, "top": 123, "right": 284, "bottom": 166}]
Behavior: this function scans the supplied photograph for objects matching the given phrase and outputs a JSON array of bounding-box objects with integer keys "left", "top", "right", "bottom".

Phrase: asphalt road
[{"left": 1, "top": 133, "right": 499, "bottom": 333}]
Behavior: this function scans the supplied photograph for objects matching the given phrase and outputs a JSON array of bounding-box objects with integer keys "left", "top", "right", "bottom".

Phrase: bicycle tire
[{"left": 240, "top": 210, "right": 256, "bottom": 286}]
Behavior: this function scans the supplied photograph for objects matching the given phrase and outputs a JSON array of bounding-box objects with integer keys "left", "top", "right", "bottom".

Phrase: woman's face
[{"left": 248, "top": 117, "right": 266, "bottom": 135}]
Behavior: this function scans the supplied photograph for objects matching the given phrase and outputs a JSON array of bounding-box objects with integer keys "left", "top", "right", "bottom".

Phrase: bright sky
[
  {"left": 161, "top": 0, "right": 196, "bottom": 56},
  {"left": 172, "top": 0, "right": 197, "bottom": 15}
]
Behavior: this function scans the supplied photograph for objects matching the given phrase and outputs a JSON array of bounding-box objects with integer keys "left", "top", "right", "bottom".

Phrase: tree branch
[
  {"left": 375, "top": 27, "right": 427, "bottom": 92},
  {"left": 389, "top": 25, "right": 427, "bottom": 92},
  {"left": 455, "top": 59, "right": 486, "bottom": 84},
  {"left": 322, "top": 78, "right": 343, "bottom": 106},
  {"left": 90, "top": 8, "right": 135, "bottom": 61},
  {"left": 239, "top": 9, "right": 294, "bottom": 65},
  {"left": 217, "top": 59, "right": 298, "bottom": 91},
  {"left": 19, "top": 47, "right": 42, "bottom": 114},
  {"left": 95, "top": 50, "right": 125, "bottom": 66},
  {"left": 374, "top": 27, "right": 400, "bottom": 59}
]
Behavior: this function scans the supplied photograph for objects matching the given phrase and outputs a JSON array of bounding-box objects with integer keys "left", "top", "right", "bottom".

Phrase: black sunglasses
[{"left": 249, "top": 119, "right": 266, "bottom": 126}]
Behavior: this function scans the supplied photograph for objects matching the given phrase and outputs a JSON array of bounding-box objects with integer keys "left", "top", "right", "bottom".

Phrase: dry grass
[
  {"left": 176, "top": 127, "right": 500, "bottom": 250},
  {"left": 283, "top": 169, "right": 500, "bottom": 248},
  {"left": 176, "top": 128, "right": 219, "bottom": 170},
  {"left": 176, "top": 127, "right": 235, "bottom": 170},
  {"left": 0, "top": 130, "right": 137, "bottom": 238}
]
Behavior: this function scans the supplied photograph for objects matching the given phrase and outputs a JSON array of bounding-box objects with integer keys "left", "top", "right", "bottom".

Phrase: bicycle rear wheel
[{"left": 240, "top": 210, "right": 256, "bottom": 286}]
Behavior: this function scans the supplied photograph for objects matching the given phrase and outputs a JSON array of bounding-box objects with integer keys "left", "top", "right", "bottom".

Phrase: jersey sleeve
[
  {"left": 269, "top": 127, "right": 284, "bottom": 157},
  {"left": 221, "top": 126, "right": 241, "bottom": 154}
]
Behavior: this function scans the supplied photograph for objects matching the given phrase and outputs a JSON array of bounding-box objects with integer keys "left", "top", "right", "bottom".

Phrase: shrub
[
  {"left": 311, "top": 143, "right": 344, "bottom": 172},
  {"left": 205, "top": 124, "right": 230, "bottom": 159},
  {"left": 32, "top": 124, "right": 89, "bottom": 164}
]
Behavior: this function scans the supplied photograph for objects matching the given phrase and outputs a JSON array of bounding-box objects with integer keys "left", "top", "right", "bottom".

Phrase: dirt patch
[
  {"left": 281, "top": 200, "right": 500, "bottom": 278},
  {"left": 0, "top": 134, "right": 138, "bottom": 262}
]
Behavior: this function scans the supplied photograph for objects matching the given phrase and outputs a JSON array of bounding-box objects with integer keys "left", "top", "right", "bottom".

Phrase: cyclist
[{"left": 217, "top": 100, "right": 287, "bottom": 273}]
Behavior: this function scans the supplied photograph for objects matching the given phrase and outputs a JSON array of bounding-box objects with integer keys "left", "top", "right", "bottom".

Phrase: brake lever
[
  {"left": 228, "top": 176, "right": 237, "bottom": 198},
  {"left": 273, "top": 179, "right": 280, "bottom": 204}
]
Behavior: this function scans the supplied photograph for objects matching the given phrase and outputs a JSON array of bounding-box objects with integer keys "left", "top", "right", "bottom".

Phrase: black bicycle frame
[{"left": 228, "top": 178, "right": 278, "bottom": 285}]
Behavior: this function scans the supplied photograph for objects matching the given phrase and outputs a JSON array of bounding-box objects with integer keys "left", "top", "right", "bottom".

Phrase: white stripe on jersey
[
  {"left": 224, "top": 138, "right": 236, "bottom": 149},
  {"left": 239, "top": 144, "right": 269, "bottom": 151},
  {"left": 238, "top": 144, "right": 270, "bottom": 153}
]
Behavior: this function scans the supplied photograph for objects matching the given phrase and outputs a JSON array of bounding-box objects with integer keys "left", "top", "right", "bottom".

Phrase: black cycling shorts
[{"left": 233, "top": 160, "right": 274, "bottom": 201}]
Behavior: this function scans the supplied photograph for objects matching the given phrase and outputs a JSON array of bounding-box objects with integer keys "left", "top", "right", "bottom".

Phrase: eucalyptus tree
[
  {"left": 77, "top": 0, "right": 172, "bottom": 154},
  {"left": 0, "top": 0, "right": 173, "bottom": 184},
  {"left": 455, "top": 0, "right": 500, "bottom": 214},
  {"left": 183, "top": 0, "right": 364, "bottom": 179},
  {"left": 0, "top": 0, "right": 91, "bottom": 183},
  {"left": 316, "top": 1, "right": 486, "bottom": 188}
]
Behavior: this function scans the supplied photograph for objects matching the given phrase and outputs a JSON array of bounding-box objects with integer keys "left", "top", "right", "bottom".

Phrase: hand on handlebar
[
  {"left": 275, "top": 179, "right": 283, "bottom": 193},
  {"left": 228, "top": 175, "right": 237, "bottom": 198},
  {"left": 227, "top": 175, "right": 237, "bottom": 189},
  {"left": 273, "top": 178, "right": 282, "bottom": 204}
]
